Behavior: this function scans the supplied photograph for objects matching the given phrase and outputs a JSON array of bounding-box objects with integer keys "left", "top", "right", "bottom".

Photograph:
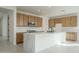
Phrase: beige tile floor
[
  {"left": 39, "top": 45, "right": 79, "bottom": 53},
  {"left": 39, "top": 41, "right": 79, "bottom": 53},
  {"left": 1, "top": 40, "right": 79, "bottom": 53},
  {"left": 0, "top": 40, "right": 26, "bottom": 53}
]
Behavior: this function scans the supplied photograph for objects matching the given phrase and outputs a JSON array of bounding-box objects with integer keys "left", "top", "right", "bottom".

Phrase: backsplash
[{"left": 16, "top": 27, "right": 43, "bottom": 32}]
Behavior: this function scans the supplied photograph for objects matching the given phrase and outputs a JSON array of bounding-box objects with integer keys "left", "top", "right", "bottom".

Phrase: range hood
[{"left": 28, "top": 22, "right": 36, "bottom": 27}]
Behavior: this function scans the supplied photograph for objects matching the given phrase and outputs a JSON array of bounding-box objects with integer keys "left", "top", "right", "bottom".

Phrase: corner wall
[
  {"left": 8, "top": 10, "right": 16, "bottom": 45},
  {"left": 77, "top": 14, "right": 79, "bottom": 42}
]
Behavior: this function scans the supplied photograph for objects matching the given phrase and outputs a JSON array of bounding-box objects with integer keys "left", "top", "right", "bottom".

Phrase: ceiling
[
  {"left": 17, "top": 6, "right": 79, "bottom": 17},
  {"left": 0, "top": 8, "right": 11, "bottom": 18},
  {"left": 17, "top": 6, "right": 54, "bottom": 16},
  {"left": 0, "top": 8, "right": 10, "bottom": 13}
]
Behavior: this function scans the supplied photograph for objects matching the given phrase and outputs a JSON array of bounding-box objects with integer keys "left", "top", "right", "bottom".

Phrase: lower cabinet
[
  {"left": 66, "top": 32, "right": 77, "bottom": 41},
  {"left": 16, "top": 32, "right": 24, "bottom": 44}
]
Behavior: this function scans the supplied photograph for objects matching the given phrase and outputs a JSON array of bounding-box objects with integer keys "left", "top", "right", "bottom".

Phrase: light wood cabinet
[
  {"left": 20, "top": 14, "right": 24, "bottom": 26},
  {"left": 48, "top": 19, "right": 55, "bottom": 27},
  {"left": 23, "top": 14, "right": 29, "bottom": 26},
  {"left": 70, "top": 16, "right": 77, "bottom": 27},
  {"left": 66, "top": 32, "right": 77, "bottom": 41},
  {"left": 61, "top": 17, "right": 66, "bottom": 27},
  {"left": 49, "top": 16, "right": 77, "bottom": 27},
  {"left": 65, "top": 17, "right": 71, "bottom": 27},
  {"left": 34, "top": 16, "right": 42, "bottom": 27},
  {"left": 36, "top": 17, "right": 42, "bottom": 27},
  {"left": 61, "top": 17, "right": 71, "bottom": 27},
  {"left": 29, "top": 16, "right": 35, "bottom": 22},
  {"left": 65, "top": 16, "right": 77, "bottom": 27},
  {"left": 16, "top": 13, "right": 43, "bottom": 27},
  {"left": 16, "top": 32, "right": 24, "bottom": 44},
  {"left": 16, "top": 13, "right": 24, "bottom": 27},
  {"left": 54, "top": 18, "right": 61, "bottom": 24}
]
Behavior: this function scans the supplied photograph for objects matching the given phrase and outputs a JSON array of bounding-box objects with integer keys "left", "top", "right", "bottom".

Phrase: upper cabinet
[
  {"left": 29, "top": 16, "right": 35, "bottom": 22},
  {"left": 48, "top": 16, "right": 77, "bottom": 27},
  {"left": 23, "top": 14, "right": 29, "bottom": 26},
  {"left": 34, "top": 16, "right": 42, "bottom": 27},
  {"left": 54, "top": 18, "right": 61, "bottom": 24},
  {"left": 64, "top": 16, "right": 77, "bottom": 27},
  {"left": 48, "top": 19, "right": 55, "bottom": 27},
  {"left": 61, "top": 17, "right": 66, "bottom": 27},
  {"left": 37, "top": 17, "right": 42, "bottom": 27},
  {"left": 16, "top": 13, "right": 24, "bottom": 27},
  {"left": 65, "top": 17, "right": 71, "bottom": 27},
  {"left": 70, "top": 16, "right": 77, "bottom": 27},
  {"left": 16, "top": 13, "right": 43, "bottom": 27}
]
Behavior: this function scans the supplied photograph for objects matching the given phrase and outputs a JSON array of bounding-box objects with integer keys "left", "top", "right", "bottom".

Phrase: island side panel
[
  {"left": 23, "top": 33, "right": 35, "bottom": 53},
  {"left": 35, "top": 32, "right": 66, "bottom": 52}
]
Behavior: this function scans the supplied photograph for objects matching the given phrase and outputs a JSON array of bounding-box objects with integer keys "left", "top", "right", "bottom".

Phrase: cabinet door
[
  {"left": 16, "top": 13, "right": 24, "bottom": 27},
  {"left": 70, "top": 16, "right": 77, "bottom": 27},
  {"left": 34, "top": 16, "right": 38, "bottom": 26},
  {"left": 61, "top": 17, "right": 66, "bottom": 27},
  {"left": 54, "top": 18, "right": 61, "bottom": 24},
  {"left": 49, "top": 19, "right": 55, "bottom": 27},
  {"left": 66, "top": 32, "right": 77, "bottom": 41},
  {"left": 19, "top": 14, "right": 24, "bottom": 26},
  {"left": 65, "top": 17, "right": 71, "bottom": 27},
  {"left": 29, "top": 15, "right": 35, "bottom": 22},
  {"left": 23, "top": 14, "right": 29, "bottom": 26},
  {"left": 36, "top": 17, "right": 42, "bottom": 27},
  {"left": 16, "top": 32, "right": 23, "bottom": 44}
]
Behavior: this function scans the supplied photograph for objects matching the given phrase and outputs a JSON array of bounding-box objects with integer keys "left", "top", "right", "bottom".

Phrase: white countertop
[
  {"left": 24, "top": 32, "right": 66, "bottom": 34},
  {"left": 24, "top": 32, "right": 66, "bottom": 36}
]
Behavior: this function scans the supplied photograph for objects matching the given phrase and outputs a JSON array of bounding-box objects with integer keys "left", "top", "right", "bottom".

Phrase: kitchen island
[{"left": 23, "top": 32, "right": 66, "bottom": 53}]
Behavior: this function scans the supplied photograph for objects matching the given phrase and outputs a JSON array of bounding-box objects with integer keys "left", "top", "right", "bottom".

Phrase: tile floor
[
  {"left": 0, "top": 40, "right": 26, "bottom": 53},
  {"left": 1, "top": 40, "right": 79, "bottom": 53},
  {"left": 39, "top": 45, "right": 79, "bottom": 53},
  {"left": 39, "top": 41, "right": 79, "bottom": 53}
]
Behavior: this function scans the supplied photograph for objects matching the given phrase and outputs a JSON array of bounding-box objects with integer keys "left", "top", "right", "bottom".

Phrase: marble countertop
[{"left": 24, "top": 32, "right": 66, "bottom": 35}]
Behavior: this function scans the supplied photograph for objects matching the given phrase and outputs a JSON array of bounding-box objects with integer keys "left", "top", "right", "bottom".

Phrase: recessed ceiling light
[
  {"left": 61, "top": 10, "right": 65, "bottom": 12},
  {"left": 48, "top": 6, "right": 52, "bottom": 8},
  {"left": 37, "top": 10, "right": 41, "bottom": 12}
]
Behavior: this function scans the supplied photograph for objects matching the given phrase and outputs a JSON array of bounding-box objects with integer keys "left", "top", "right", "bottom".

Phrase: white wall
[
  {"left": 0, "top": 6, "right": 16, "bottom": 11},
  {"left": 8, "top": 10, "right": 16, "bottom": 45},
  {"left": 47, "top": 7, "right": 79, "bottom": 17},
  {"left": 17, "top": 10, "right": 43, "bottom": 17},
  {"left": 77, "top": 14, "right": 79, "bottom": 42},
  {"left": 2, "top": 14, "right": 8, "bottom": 40},
  {"left": 16, "top": 27, "right": 43, "bottom": 32},
  {"left": 42, "top": 16, "right": 49, "bottom": 32},
  {"left": 0, "top": 7, "right": 16, "bottom": 45},
  {"left": 0, "top": 18, "right": 2, "bottom": 35},
  {"left": 62, "top": 27, "right": 77, "bottom": 32}
]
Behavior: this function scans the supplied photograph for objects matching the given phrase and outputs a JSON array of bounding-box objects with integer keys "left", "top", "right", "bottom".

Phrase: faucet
[{"left": 48, "top": 27, "right": 54, "bottom": 32}]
